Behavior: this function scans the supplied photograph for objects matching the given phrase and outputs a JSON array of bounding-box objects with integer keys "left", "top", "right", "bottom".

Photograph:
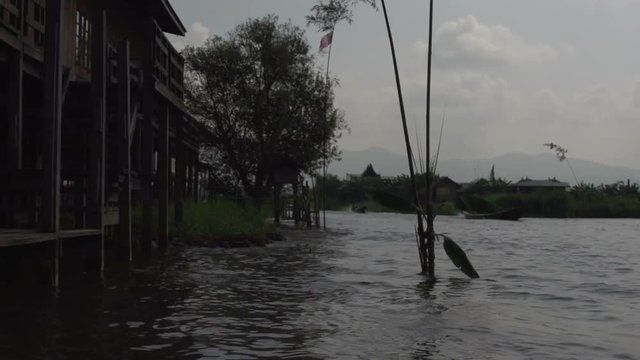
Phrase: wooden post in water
[
  {"left": 89, "top": 6, "right": 107, "bottom": 277},
  {"left": 192, "top": 151, "right": 199, "bottom": 201},
  {"left": 117, "top": 40, "right": 132, "bottom": 262},
  {"left": 42, "top": 0, "right": 63, "bottom": 234},
  {"left": 293, "top": 180, "right": 300, "bottom": 225},
  {"left": 175, "top": 116, "right": 185, "bottom": 224},
  {"left": 8, "top": 48, "right": 23, "bottom": 228},
  {"left": 42, "top": 0, "right": 64, "bottom": 286},
  {"left": 141, "top": 19, "right": 156, "bottom": 252},
  {"left": 186, "top": 150, "right": 193, "bottom": 201},
  {"left": 273, "top": 185, "right": 281, "bottom": 224},
  {"left": 158, "top": 106, "right": 170, "bottom": 250}
]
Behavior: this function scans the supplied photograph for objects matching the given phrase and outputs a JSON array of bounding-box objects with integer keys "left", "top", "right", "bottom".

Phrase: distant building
[
  {"left": 509, "top": 178, "right": 570, "bottom": 193},
  {"left": 361, "top": 164, "right": 381, "bottom": 178},
  {"left": 433, "top": 177, "right": 461, "bottom": 202}
]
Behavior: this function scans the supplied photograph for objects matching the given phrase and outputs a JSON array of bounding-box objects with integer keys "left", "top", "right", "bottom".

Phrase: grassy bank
[
  {"left": 480, "top": 191, "right": 640, "bottom": 218},
  {"left": 133, "top": 200, "right": 279, "bottom": 247}
]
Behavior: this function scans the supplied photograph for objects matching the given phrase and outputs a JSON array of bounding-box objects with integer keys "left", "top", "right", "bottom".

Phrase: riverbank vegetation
[
  {"left": 477, "top": 181, "right": 640, "bottom": 218},
  {"left": 318, "top": 173, "right": 456, "bottom": 215},
  {"left": 132, "top": 201, "right": 279, "bottom": 248},
  {"left": 319, "top": 173, "right": 640, "bottom": 218}
]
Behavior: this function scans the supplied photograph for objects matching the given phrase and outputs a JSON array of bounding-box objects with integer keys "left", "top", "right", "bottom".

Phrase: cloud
[
  {"left": 432, "top": 71, "right": 511, "bottom": 109},
  {"left": 430, "top": 15, "right": 556, "bottom": 68},
  {"left": 633, "top": 82, "right": 640, "bottom": 108},
  {"left": 169, "top": 21, "right": 211, "bottom": 51}
]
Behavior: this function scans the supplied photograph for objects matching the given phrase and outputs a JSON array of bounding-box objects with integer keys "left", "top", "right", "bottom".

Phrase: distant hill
[{"left": 329, "top": 148, "right": 640, "bottom": 185}]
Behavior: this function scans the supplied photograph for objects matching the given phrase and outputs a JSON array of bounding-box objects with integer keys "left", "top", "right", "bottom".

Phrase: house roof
[
  {"left": 510, "top": 179, "right": 570, "bottom": 188},
  {"left": 435, "top": 176, "right": 460, "bottom": 188},
  {"left": 148, "top": 0, "right": 187, "bottom": 36},
  {"left": 361, "top": 164, "right": 380, "bottom": 177}
]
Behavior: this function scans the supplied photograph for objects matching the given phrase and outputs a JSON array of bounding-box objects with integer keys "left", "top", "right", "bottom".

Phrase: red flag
[{"left": 319, "top": 31, "right": 333, "bottom": 51}]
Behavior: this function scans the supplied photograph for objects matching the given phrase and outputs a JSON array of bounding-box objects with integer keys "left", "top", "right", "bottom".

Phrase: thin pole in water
[
  {"left": 322, "top": 31, "right": 334, "bottom": 231},
  {"left": 322, "top": 35, "right": 334, "bottom": 230},
  {"left": 381, "top": 0, "right": 428, "bottom": 273},
  {"left": 425, "top": 0, "right": 436, "bottom": 281}
]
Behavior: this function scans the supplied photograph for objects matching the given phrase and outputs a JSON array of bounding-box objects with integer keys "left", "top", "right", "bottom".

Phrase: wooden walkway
[{"left": 0, "top": 229, "right": 102, "bottom": 247}]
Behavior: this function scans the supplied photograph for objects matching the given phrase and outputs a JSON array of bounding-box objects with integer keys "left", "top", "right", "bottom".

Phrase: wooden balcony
[
  {"left": 0, "top": 1, "right": 185, "bottom": 103},
  {"left": 153, "top": 19, "right": 184, "bottom": 102},
  {"left": 0, "top": 0, "right": 45, "bottom": 60}
]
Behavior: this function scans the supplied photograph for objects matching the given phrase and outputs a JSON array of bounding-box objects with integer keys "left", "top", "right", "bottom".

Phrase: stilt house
[{"left": 0, "top": 0, "right": 212, "bottom": 283}]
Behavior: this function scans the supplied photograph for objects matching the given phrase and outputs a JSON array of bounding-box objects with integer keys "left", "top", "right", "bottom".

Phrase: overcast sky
[{"left": 169, "top": 0, "right": 640, "bottom": 169}]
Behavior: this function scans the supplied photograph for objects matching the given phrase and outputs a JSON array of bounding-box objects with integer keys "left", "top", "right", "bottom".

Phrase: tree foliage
[
  {"left": 183, "top": 16, "right": 346, "bottom": 197},
  {"left": 307, "top": 0, "right": 377, "bottom": 31}
]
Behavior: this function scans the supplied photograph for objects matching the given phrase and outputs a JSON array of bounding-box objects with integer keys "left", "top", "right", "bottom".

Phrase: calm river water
[{"left": 1, "top": 212, "right": 640, "bottom": 359}]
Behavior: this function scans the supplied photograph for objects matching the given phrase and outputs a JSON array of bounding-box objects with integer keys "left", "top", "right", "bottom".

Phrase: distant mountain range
[{"left": 328, "top": 147, "right": 640, "bottom": 185}]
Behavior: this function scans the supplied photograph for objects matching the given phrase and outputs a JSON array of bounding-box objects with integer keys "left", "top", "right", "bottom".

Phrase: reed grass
[
  {"left": 132, "top": 200, "right": 276, "bottom": 246},
  {"left": 173, "top": 200, "right": 273, "bottom": 240}
]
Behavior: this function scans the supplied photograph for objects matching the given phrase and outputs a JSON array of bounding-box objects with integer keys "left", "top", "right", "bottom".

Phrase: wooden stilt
[
  {"left": 293, "top": 181, "right": 300, "bottom": 225},
  {"left": 158, "top": 106, "right": 169, "bottom": 250},
  {"left": 89, "top": 7, "right": 107, "bottom": 277},
  {"left": 273, "top": 185, "right": 280, "bottom": 224},
  {"left": 186, "top": 151, "right": 193, "bottom": 200},
  {"left": 193, "top": 153, "right": 199, "bottom": 201},
  {"left": 141, "top": 19, "right": 156, "bottom": 252},
  {"left": 175, "top": 116, "right": 185, "bottom": 224},
  {"left": 117, "top": 40, "right": 132, "bottom": 262},
  {"left": 41, "top": 0, "right": 63, "bottom": 234},
  {"left": 8, "top": 49, "right": 23, "bottom": 228},
  {"left": 53, "top": 238, "right": 60, "bottom": 287},
  {"left": 73, "top": 176, "right": 85, "bottom": 228}
]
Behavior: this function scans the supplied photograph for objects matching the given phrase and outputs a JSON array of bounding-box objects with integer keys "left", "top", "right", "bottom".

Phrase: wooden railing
[
  {"left": 0, "top": 0, "right": 22, "bottom": 36},
  {"left": 0, "top": 0, "right": 45, "bottom": 55},
  {"left": 153, "top": 20, "right": 184, "bottom": 100},
  {"left": 0, "top": 2, "right": 185, "bottom": 100},
  {"left": 26, "top": 0, "right": 45, "bottom": 48}
]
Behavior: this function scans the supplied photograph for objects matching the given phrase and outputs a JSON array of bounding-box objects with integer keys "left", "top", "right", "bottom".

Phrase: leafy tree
[
  {"left": 183, "top": 16, "right": 347, "bottom": 197},
  {"left": 307, "top": 0, "right": 377, "bottom": 31},
  {"left": 544, "top": 142, "right": 579, "bottom": 184}
]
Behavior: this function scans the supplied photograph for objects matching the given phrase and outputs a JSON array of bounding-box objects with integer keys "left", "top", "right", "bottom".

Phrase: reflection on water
[{"left": 1, "top": 212, "right": 640, "bottom": 359}]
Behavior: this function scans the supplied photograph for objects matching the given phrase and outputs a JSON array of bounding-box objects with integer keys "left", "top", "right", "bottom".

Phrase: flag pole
[{"left": 321, "top": 30, "right": 334, "bottom": 230}]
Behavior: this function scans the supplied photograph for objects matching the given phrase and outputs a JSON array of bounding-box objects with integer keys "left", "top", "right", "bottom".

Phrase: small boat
[
  {"left": 351, "top": 205, "right": 367, "bottom": 213},
  {"left": 462, "top": 207, "right": 523, "bottom": 221}
]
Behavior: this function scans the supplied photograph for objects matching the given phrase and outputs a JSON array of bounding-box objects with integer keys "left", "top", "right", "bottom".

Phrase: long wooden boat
[{"left": 462, "top": 207, "right": 523, "bottom": 221}]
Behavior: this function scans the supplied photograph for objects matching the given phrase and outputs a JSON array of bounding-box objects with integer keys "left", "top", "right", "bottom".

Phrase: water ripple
[{"left": 2, "top": 213, "right": 640, "bottom": 358}]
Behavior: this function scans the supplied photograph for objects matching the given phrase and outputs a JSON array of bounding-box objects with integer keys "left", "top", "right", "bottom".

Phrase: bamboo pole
[
  {"left": 425, "top": 0, "right": 436, "bottom": 280},
  {"left": 380, "top": 0, "right": 428, "bottom": 273}
]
